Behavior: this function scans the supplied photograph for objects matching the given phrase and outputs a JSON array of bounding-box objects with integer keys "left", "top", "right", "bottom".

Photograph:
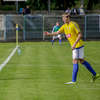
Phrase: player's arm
[
  {"left": 44, "top": 25, "right": 64, "bottom": 36},
  {"left": 44, "top": 31, "right": 61, "bottom": 36},
  {"left": 72, "top": 32, "right": 83, "bottom": 50}
]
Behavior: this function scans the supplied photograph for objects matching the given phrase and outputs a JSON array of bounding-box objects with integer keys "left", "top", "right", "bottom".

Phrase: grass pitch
[{"left": 0, "top": 41, "right": 100, "bottom": 100}]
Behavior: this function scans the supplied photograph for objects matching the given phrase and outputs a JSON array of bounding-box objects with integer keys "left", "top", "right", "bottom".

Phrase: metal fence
[
  {"left": 84, "top": 15, "right": 100, "bottom": 40},
  {"left": 24, "top": 15, "right": 43, "bottom": 40},
  {"left": 0, "top": 14, "right": 100, "bottom": 41},
  {"left": 5, "top": 15, "right": 24, "bottom": 41}
]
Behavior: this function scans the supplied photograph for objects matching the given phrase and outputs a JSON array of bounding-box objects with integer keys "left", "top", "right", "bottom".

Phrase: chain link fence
[
  {"left": 0, "top": 14, "right": 100, "bottom": 41},
  {"left": 24, "top": 15, "right": 43, "bottom": 40},
  {"left": 84, "top": 15, "right": 100, "bottom": 40},
  {"left": 5, "top": 15, "right": 24, "bottom": 41}
]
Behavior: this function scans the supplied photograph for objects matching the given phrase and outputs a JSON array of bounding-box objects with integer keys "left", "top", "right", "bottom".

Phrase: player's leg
[
  {"left": 79, "top": 47, "right": 100, "bottom": 82},
  {"left": 72, "top": 59, "right": 79, "bottom": 82},
  {"left": 78, "top": 47, "right": 96, "bottom": 76},
  {"left": 69, "top": 47, "right": 83, "bottom": 83},
  {"left": 52, "top": 35, "right": 58, "bottom": 45},
  {"left": 58, "top": 35, "right": 62, "bottom": 45},
  {"left": 80, "top": 59, "right": 100, "bottom": 82},
  {"left": 71, "top": 49, "right": 80, "bottom": 82},
  {"left": 79, "top": 59, "right": 99, "bottom": 82},
  {"left": 65, "top": 49, "right": 79, "bottom": 84},
  {"left": 52, "top": 36, "right": 55, "bottom": 45},
  {"left": 80, "top": 59, "right": 96, "bottom": 76}
]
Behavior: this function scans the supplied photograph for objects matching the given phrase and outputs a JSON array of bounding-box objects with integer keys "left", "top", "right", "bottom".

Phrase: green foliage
[
  {"left": 0, "top": 0, "right": 100, "bottom": 10},
  {"left": 84, "top": 0, "right": 89, "bottom": 9},
  {"left": 25, "top": 0, "right": 47, "bottom": 10},
  {"left": 93, "top": 4, "right": 100, "bottom": 10},
  {"left": 87, "top": 0, "right": 100, "bottom": 10},
  {"left": 0, "top": 5, "right": 16, "bottom": 10},
  {"left": 25, "top": 0, "right": 100, "bottom": 10}
]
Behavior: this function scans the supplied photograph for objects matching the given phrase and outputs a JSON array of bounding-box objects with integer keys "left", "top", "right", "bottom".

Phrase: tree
[
  {"left": 0, "top": 0, "right": 1, "bottom": 5},
  {"left": 87, "top": 0, "right": 99, "bottom": 10},
  {"left": 1, "top": 0, "right": 99, "bottom": 11},
  {"left": 26, "top": 0, "right": 47, "bottom": 10},
  {"left": 0, "top": 0, "right": 3, "bottom": 5}
]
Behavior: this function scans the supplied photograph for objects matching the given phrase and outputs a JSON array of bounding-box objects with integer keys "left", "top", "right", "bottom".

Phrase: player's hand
[
  {"left": 72, "top": 46, "right": 75, "bottom": 50},
  {"left": 44, "top": 32, "right": 49, "bottom": 35}
]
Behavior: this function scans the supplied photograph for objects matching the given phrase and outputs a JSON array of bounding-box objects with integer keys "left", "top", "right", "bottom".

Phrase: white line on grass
[{"left": 0, "top": 46, "right": 18, "bottom": 71}]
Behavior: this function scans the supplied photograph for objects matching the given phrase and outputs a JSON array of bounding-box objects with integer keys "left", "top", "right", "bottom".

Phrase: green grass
[{"left": 0, "top": 41, "right": 100, "bottom": 100}]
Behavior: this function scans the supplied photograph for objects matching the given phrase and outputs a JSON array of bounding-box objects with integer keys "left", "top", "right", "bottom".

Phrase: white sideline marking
[{"left": 0, "top": 46, "right": 18, "bottom": 71}]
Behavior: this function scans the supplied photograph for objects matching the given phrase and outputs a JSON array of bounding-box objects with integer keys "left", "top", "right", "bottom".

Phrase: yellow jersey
[{"left": 59, "top": 21, "right": 83, "bottom": 48}]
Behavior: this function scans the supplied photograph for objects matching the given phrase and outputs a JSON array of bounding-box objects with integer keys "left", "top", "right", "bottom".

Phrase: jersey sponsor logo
[{"left": 66, "top": 34, "right": 71, "bottom": 38}]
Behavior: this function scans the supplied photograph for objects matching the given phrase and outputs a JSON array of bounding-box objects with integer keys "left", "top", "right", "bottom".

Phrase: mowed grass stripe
[
  {"left": 0, "top": 42, "right": 74, "bottom": 100},
  {"left": 0, "top": 42, "right": 100, "bottom": 100}
]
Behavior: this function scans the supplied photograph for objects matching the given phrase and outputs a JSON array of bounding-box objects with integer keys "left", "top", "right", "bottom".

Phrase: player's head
[
  {"left": 56, "top": 22, "right": 60, "bottom": 26},
  {"left": 26, "top": 5, "right": 30, "bottom": 8},
  {"left": 62, "top": 13, "right": 70, "bottom": 23}
]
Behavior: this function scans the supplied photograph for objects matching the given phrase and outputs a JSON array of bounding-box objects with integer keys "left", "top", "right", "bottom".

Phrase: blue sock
[
  {"left": 59, "top": 39, "right": 61, "bottom": 44},
  {"left": 51, "top": 40, "right": 54, "bottom": 45},
  {"left": 82, "top": 61, "right": 96, "bottom": 76},
  {"left": 72, "top": 64, "right": 79, "bottom": 82}
]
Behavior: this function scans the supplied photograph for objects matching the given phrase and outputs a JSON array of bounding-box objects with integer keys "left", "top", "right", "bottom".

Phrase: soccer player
[
  {"left": 51, "top": 22, "right": 62, "bottom": 45},
  {"left": 44, "top": 13, "right": 99, "bottom": 84}
]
